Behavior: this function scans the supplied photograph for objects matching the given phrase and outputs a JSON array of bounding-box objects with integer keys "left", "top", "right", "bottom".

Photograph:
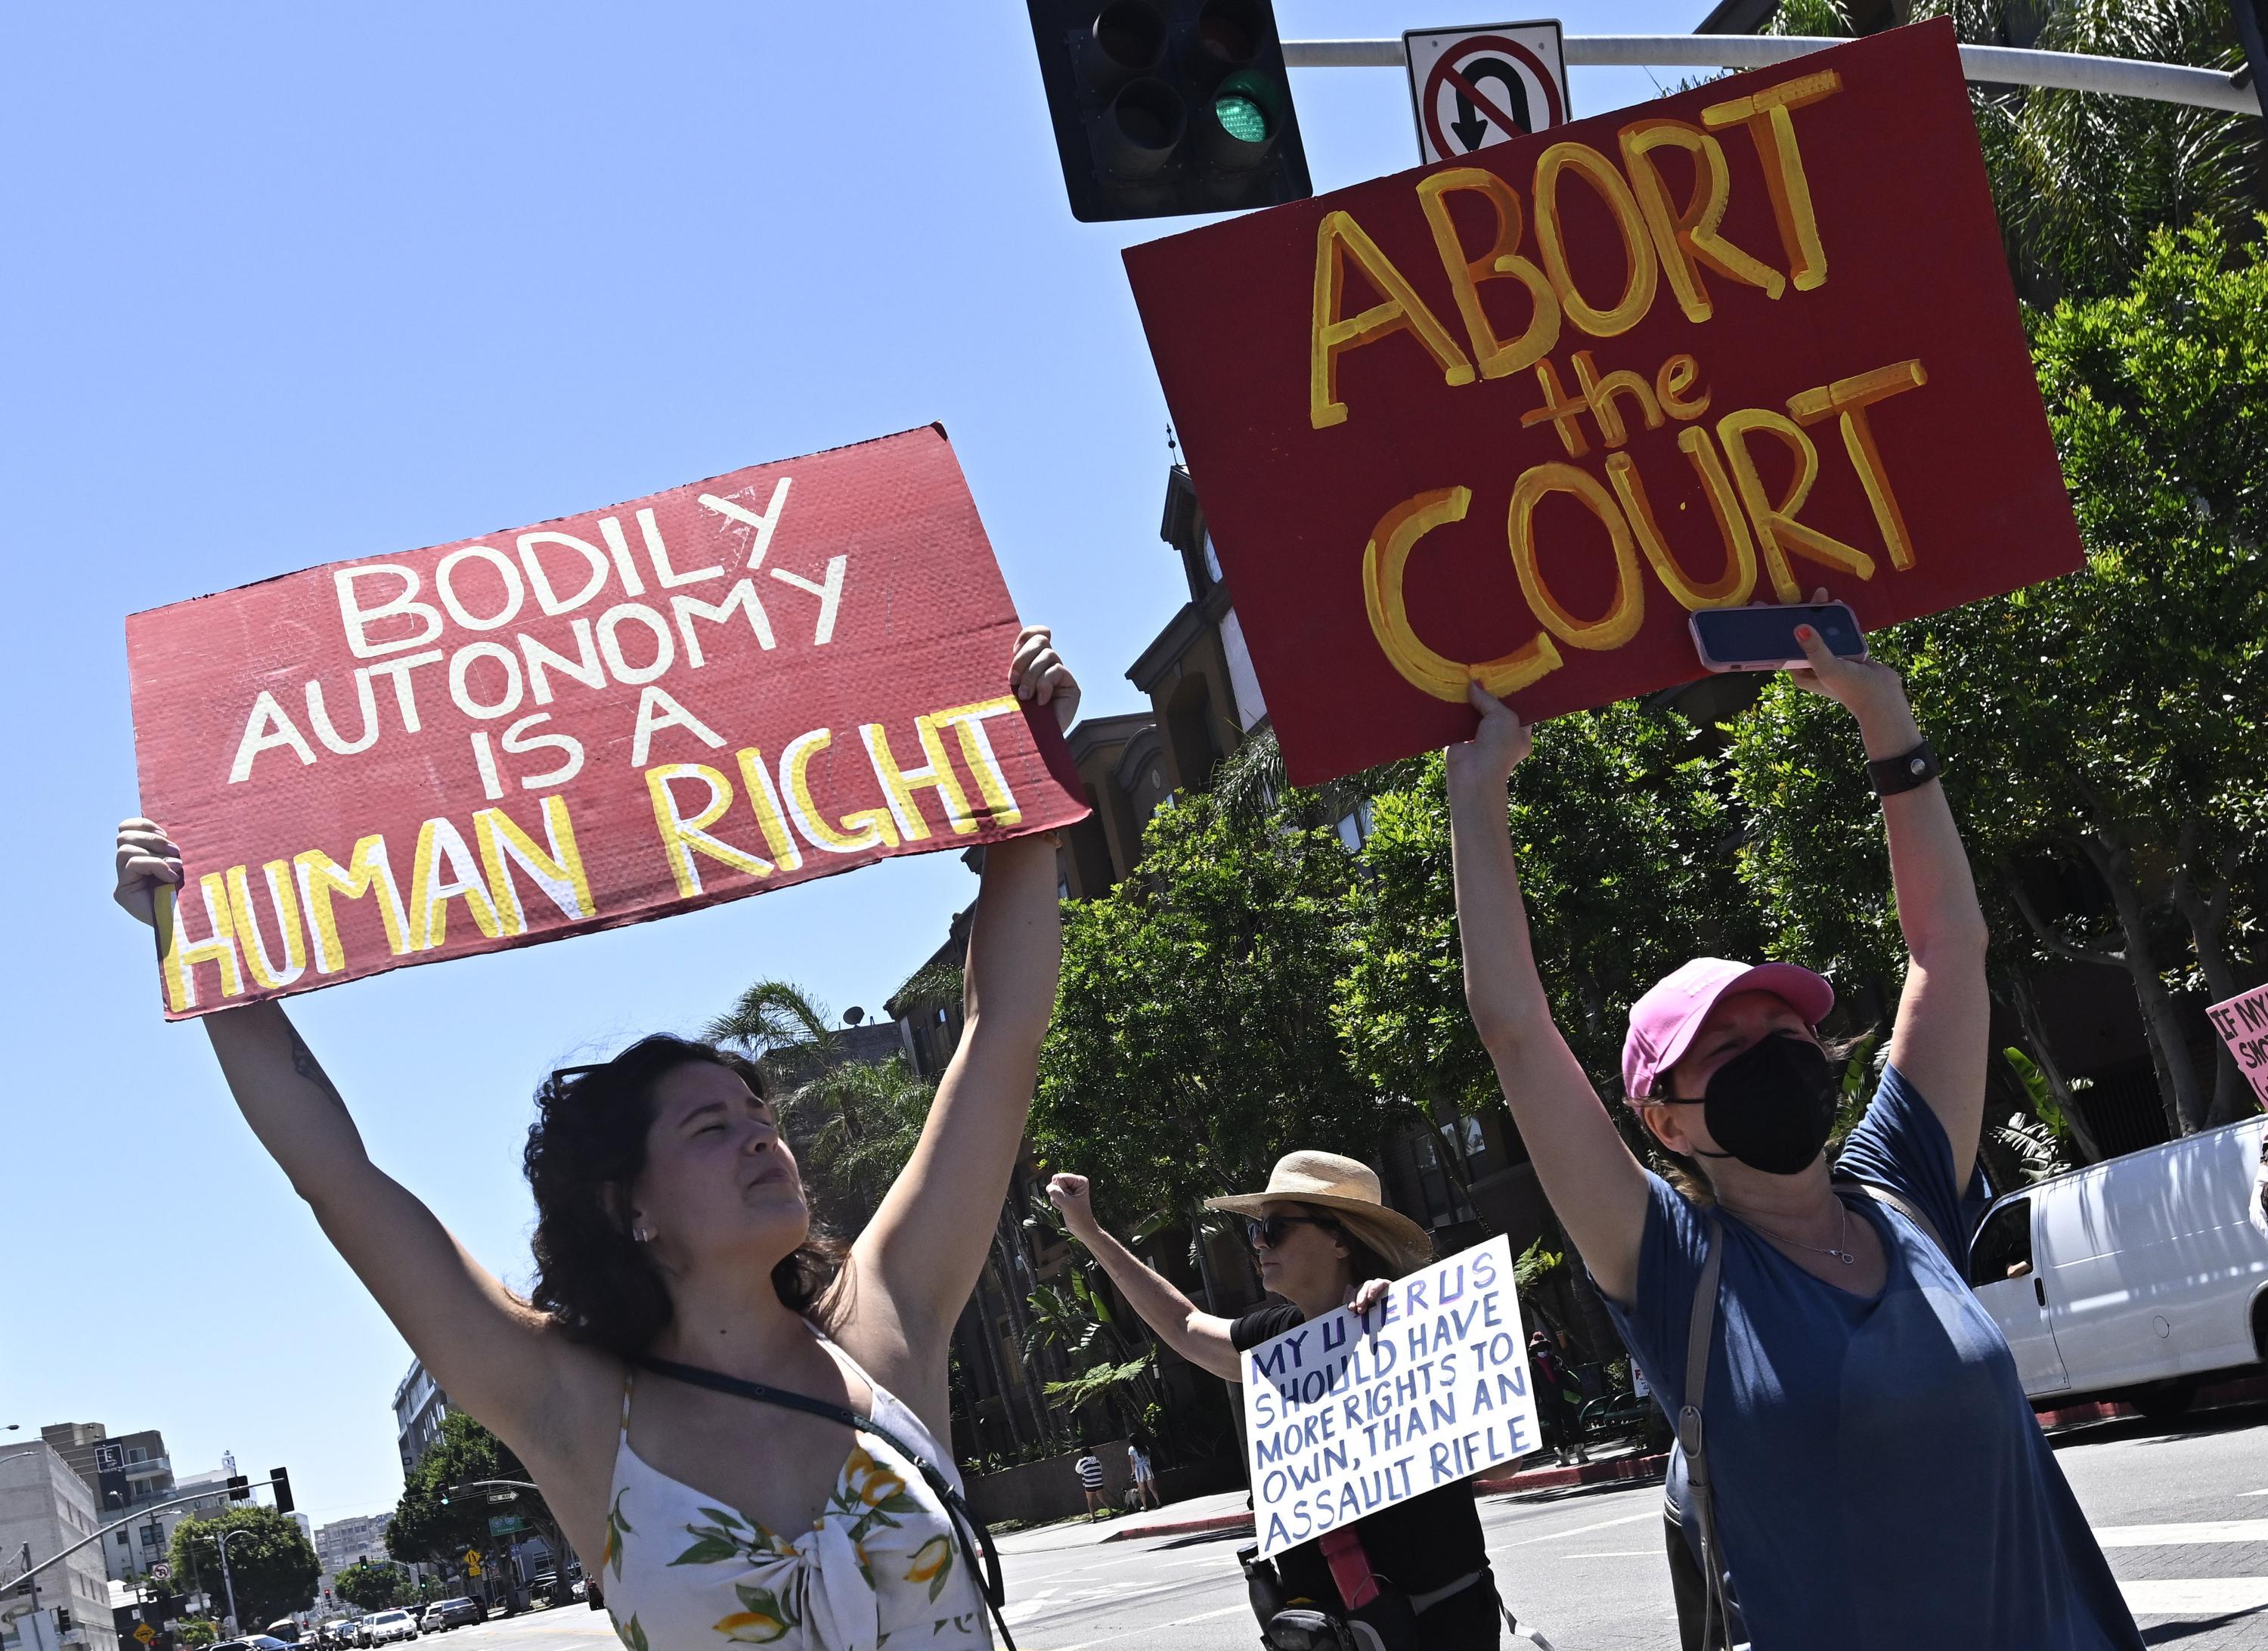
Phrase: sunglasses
[{"left": 1246, "top": 1213, "right": 1341, "bottom": 1250}]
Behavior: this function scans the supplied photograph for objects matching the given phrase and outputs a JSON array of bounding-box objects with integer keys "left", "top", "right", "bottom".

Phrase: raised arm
[
  {"left": 847, "top": 630, "right": 1077, "bottom": 1361},
  {"left": 1789, "top": 624, "right": 1990, "bottom": 1181},
  {"left": 113, "top": 823, "right": 590, "bottom": 1460},
  {"left": 1448, "top": 690, "right": 1653, "bottom": 1304},
  {"left": 1046, "top": 1174, "right": 1244, "bottom": 1381}
]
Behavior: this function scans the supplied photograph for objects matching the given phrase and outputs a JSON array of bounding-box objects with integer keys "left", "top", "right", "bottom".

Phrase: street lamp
[{"left": 218, "top": 1529, "right": 256, "bottom": 1634}]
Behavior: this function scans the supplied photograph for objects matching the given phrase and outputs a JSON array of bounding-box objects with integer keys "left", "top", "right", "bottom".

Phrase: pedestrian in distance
[
  {"left": 1126, "top": 1439, "right": 1159, "bottom": 1512},
  {"left": 1523, "top": 1330, "right": 1585, "bottom": 1468},
  {"left": 1047, "top": 1158, "right": 1520, "bottom": 1649},
  {"left": 113, "top": 629, "right": 1083, "bottom": 1651},
  {"left": 1074, "top": 1448, "right": 1107, "bottom": 1521},
  {"left": 1445, "top": 622, "right": 2145, "bottom": 1650}
]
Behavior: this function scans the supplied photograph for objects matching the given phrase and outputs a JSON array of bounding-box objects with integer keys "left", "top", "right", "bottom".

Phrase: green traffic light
[{"left": 1215, "top": 91, "right": 1269, "bottom": 142}]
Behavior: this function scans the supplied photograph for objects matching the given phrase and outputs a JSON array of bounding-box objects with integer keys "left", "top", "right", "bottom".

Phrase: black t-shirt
[{"left": 1233, "top": 1303, "right": 1493, "bottom": 1625}]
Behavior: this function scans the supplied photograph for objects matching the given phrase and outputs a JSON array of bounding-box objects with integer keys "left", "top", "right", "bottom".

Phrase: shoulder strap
[
  {"left": 634, "top": 1355, "right": 1016, "bottom": 1651},
  {"left": 1832, "top": 1173, "right": 1954, "bottom": 1263},
  {"left": 1680, "top": 1219, "right": 1732, "bottom": 1650}
]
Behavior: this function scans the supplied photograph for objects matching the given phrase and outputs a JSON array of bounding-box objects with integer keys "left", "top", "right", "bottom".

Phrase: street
[{"left": 382, "top": 1402, "right": 2268, "bottom": 1650}]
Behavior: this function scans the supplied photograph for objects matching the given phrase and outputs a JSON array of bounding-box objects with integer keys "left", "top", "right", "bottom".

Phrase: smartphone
[{"left": 1689, "top": 601, "right": 1867, "bottom": 673}]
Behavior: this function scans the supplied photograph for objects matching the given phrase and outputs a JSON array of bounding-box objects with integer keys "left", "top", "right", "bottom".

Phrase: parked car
[
  {"left": 422, "top": 1599, "right": 482, "bottom": 1631},
  {"left": 1969, "top": 1114, "right": 2268, "bottom": 1412},
  {"left": 361, "top": 1609, "right": 419, "bottom": 1644},
  {"left": 212, "top": 1638, "right": 296, "bottom": 1651}
]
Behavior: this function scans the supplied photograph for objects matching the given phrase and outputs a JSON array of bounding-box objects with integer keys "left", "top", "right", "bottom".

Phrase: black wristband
[{"left": 1869, "top": 739, "right": 1940, "bottom": 797}]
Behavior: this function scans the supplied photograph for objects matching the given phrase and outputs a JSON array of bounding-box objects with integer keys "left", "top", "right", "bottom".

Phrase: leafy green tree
[
  {"left": 1338, "top": 706, "right": 1761, "bottom": 1117},
  {"left": 387, "top": 1412, "right": 558, "bottom": 1578},
  {"left": 783, "top": 1052, "right": 937, "bottom": 1226},
  {"left": 175, "top": 1619, "right": 218, "bottom": 1647},
  {"left": 1035, "top": 786, "right": 1406, "bottom": 1227},
  {"left": 333, "top": 1561, "right": 417, "bottom": 1612},
  {"left": 169, "top": 1507, "right": 318, "bottom": 1629},
  {"left": 1916, "top": 0, "right": 2261, "bottom": 305}
]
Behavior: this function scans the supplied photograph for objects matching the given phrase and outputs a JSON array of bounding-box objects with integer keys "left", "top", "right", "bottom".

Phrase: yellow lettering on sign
[
  {"left": 1531, "top": 142, "right": 1659, "bottom": 339},
  {"left": 1701, "top": 72, "right": 1842, "bottom": 293},
  {"left": 1606, "top": 434, "right": 1760, "bottom": 611},
  {"left": 1787, "top": 359, "right": 1929, "bottom": 570},
  {"left": 1360, "top": 486, "right": 1562, "bottom": 701},
  {"left": 1310, "top": 209, "right": 1476, "bottom": 429},
  {"left": 1618, "top": 119, "right": 1787, "bottom": 324},
  {"left": 1507, "top": 463, "right": 1647, "bottom": 652},
  {"left": 294, "top": 835, "right": 413, "bottom": 974},
  {"left": 1717, "top": 407, "right": 1878, "bottom": 600},
  {"left": 1414, "top": 168, "right": 1561, "bottom": 382}
]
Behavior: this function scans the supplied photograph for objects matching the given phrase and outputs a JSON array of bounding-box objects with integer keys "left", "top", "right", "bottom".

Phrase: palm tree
[{"left": 705, "top": 977, "right": 838, "bottom": 1080}]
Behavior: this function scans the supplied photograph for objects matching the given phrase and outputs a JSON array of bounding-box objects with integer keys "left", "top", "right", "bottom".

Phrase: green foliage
[
  {"left": 705, "top": 978, "right": 838, "bottom": 1078},
  {"left": 333, "top": 1560, "right": 417, "bottom": 1612},
  {"left": 1513, "top": 1239, "right": 1565, "bottom": 1293},
  {"left": 783, "top": 1051, "right": 937, "bottom": 1225},
  {"left": 387, "top": 1412, "right": 557, "bottom": 1574},
  {"left": 169, "top": 1507, "right": 319, "bottom": 1628},
  {"left": 1993, "top": 1110, "right": 2079, "bottom": 1183},
  {"left": 1914, "top": 0, "right": 2260, "bottom": 305},
  {"left": 1036, "top": 785, "right": 1409, "bottom": 1222},
  {"left": 175, "top": 1620, "right": 219, "bottom": 1647},
  {"left": 1340, "top": 706, "right": 1761, "bottom": 1110},
  {"left": 1043, "top": 1352, "right": 1159, "bottom": 1411},
  {"left": 2002, "top": 1045, "right": 2073, "bottom": 1142}
]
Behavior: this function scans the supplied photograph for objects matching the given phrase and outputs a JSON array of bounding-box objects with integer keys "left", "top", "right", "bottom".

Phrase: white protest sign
[{"left": 1241, "top": 1234, "right": 1540, "bottom": 1558}]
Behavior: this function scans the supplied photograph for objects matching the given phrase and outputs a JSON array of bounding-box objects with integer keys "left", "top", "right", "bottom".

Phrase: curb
[
  {"left": 2035, "top": 1374, "right": 2268, "bottom": 1432},
  {"left": 1099, "top": 1452, "right": 1672, "bottom": 1544}
]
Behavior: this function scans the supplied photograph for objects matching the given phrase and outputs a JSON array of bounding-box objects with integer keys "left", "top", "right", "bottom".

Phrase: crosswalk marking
[
  {"left": 2122, "top": 1578, "right": 2268, "bottom": 1615},
  {"left": 2096, "top": 1518, "right": 2268, "bottom": 1547}
]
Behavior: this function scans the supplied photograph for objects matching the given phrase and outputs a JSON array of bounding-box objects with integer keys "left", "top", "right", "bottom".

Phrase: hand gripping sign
[
  {"left": 126, "top": 426, "right": 1088, "bottom": 1019},
  {"left": 1124, "top": 20, "right": 2084, "bottom": 787},
  {"left": 1241, "top": 1237, "right": 1538, "bottom": 1559}
]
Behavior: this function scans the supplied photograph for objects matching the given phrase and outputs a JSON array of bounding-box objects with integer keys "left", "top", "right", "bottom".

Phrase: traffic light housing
[
  {"left": 268, "top": 1468, "right": 293, "bottom": 1516},
  {"left": 54, "top": 1610, "right": 72, "bottom": 1633},
  {"left": 1027, "top": 0, "right": 1309, "bottom": 221},
  {"left": 225, "top": 1476, "right": 249, "bottom": 1502}
]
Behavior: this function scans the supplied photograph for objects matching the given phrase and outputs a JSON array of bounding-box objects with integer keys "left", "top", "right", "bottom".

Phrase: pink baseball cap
[{"left": 1621, "top": 957, "right": 1836, "bottom": 1101}]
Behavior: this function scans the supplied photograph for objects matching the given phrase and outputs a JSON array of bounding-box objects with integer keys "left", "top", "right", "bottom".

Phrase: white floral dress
[{"left": 602, "top": 1330, "right": 990, "bottom": 1651}]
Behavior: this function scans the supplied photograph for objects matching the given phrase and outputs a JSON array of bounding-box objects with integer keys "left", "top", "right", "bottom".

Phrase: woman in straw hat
[
  {"left": 1445, "top": 627, "right": 2141, "bottom": 1650},
  {"left": 1048, "top": 1154, "right": 1516, "bottom": 1649}
]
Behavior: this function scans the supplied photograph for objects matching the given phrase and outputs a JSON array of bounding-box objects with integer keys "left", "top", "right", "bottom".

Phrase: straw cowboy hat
[{"left": 1205, "top": 1151, "right": 1435, "bottom": 1276}]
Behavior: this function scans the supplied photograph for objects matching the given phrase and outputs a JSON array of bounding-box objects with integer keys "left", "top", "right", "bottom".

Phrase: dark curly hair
[{"left": 522, "top": 1034, "right": 844, "bottom": 1358}]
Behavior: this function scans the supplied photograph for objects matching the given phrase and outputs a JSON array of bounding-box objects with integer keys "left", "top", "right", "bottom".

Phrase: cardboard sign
[
  {"left": 2210, "top": 985, "right": 2268, "bottom": 1108},
  {"left": 1124, "top": 20, "right": 2084, "bottom": 787},
  {"left": 126, "top": 426, "right": 1087, "bottom": 1019},
  {"left": 1241, "top": 1235, "right": 1536, "bottom": 1558}
]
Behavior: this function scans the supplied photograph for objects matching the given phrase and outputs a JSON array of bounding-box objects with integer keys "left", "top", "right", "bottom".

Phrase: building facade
[
  {"left": 1, "top": 1442, "right": 122, "bottom": 1651},
  {"left": 392, "top": 1361, "right": 451, "bottom": 1476}
]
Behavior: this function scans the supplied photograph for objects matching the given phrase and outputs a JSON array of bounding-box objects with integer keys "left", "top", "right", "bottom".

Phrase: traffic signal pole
[
  {"left": 1282, "top": 33, "right": 2262, "bottom": 115},
  {"left": 2, "top": 1474, "right": 292, "bottom": 1594}
]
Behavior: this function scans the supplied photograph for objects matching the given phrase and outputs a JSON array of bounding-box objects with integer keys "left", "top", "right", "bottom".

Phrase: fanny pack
[{"left": 636, "top": 1355, "right": 1015, "bottom": 1651}]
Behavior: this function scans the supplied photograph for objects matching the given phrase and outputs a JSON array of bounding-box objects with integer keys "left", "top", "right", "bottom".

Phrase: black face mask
[{"left": 1681, "top": 1032, "right": 1839, "bottom": 1176}]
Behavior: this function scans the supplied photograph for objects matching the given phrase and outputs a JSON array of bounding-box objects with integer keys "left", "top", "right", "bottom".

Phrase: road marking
[
  {"left": 2095, "top": 1519, "right": 2268, "bottom": 1547},
  {"left": 1509, "top": 1510, "right": 1658, "bottom": 1545},
  {"left": 1566, "top": 1550, "right": 1659, "bottom": 1558},
  {"left": 2121, "top": 1578, "right": 2268, "bottom": 1615}
]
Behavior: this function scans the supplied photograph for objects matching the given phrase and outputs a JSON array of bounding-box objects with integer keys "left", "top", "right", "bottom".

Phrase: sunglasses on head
[{"left": 1246, "top": 1213, "right": 1340, "bottom": 1250}]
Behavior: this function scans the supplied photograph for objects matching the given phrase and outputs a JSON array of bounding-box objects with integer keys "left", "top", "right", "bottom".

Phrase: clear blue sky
[{"left": 0, "top": 3, "right": 1713, "bottom": 1532}]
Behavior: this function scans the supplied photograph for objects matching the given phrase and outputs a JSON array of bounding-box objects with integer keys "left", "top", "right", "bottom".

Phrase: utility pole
[{"left": 218, "top": 1529, "right": 254, "bottom": 1635}]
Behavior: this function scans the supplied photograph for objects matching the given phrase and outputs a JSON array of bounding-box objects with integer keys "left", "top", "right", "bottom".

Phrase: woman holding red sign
[
  {"left": 1445, "top": 625, "right": 2143, "bottom": 1649},
  {"left": 112, "top": 627, "right": 1081, "bottom": 1651}
]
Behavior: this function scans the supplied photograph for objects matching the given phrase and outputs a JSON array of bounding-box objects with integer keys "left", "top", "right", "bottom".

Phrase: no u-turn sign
[{"left": 1403, "top": 21, "right": 1569, "bottom": 164}]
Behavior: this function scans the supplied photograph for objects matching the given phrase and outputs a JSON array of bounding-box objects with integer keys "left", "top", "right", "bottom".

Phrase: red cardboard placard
[
  {"left": 127, "top": 426, "right": 1087, "bottom": 1019},
  {"left": 1123, "top": 20, "right": 2083, "bottom": 786}
]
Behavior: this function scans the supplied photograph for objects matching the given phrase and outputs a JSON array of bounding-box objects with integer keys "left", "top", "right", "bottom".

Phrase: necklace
[{"left": 1752, "top": 1198, "right": 1856, "bottom": 1265}]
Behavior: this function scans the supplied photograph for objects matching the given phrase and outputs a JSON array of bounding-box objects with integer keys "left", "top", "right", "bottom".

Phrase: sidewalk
[{"left": 1094, "top": 1441, "right": 1667, "bottom": 1544}]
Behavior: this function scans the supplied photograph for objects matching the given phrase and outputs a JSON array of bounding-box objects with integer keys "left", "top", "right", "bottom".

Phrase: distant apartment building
[
  {"left": 36, "top": 1428, "right": 172, "bottom": 1523},
  {"left": 313, "top": 1513, "right": 391, "bottom": 1580},
  {"left": 393, "top": 1361, "right": 452, "bottom": 1476},
  {"left": 1, "top": 1441, "right": 122, "bottom": 1651}
]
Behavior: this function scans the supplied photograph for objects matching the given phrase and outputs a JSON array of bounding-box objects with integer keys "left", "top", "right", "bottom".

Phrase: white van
[{"left": 1967, "top": 1115, "right": 2268, "bottom": 1414}]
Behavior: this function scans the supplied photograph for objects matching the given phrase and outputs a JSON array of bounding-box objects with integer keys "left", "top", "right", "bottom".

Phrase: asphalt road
[{"left": 382, "top": 1402, "right": 2268, "bottom": 1649}]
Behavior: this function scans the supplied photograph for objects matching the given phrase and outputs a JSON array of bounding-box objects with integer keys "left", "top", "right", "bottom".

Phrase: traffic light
[
  {"left": 54, "top": 1610, "right": 72, "bottom": 1633},
  {"left": 2235, "top": 0, "right": 2268, "bottom": 122},
  {"left": 225, "top": 1476, "right": 249, "bottom": 1502},
  {"left": 268, "top": 1469, "right": 294, "bottom": 1516},
  {"left": 1026, "top": 0, "right": 1309, "bottom": 222}
]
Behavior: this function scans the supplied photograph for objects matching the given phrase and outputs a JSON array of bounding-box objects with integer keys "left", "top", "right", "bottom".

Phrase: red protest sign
[
  {"left": 2209, "top": 986, "right": 2268, "bottom": 1109},
  {"left": 127, "top": 426, "right": 1086, "bottom": 1019},
  {"left": 1123, "top": 19, "right": 2082, "bottom": 787}
]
